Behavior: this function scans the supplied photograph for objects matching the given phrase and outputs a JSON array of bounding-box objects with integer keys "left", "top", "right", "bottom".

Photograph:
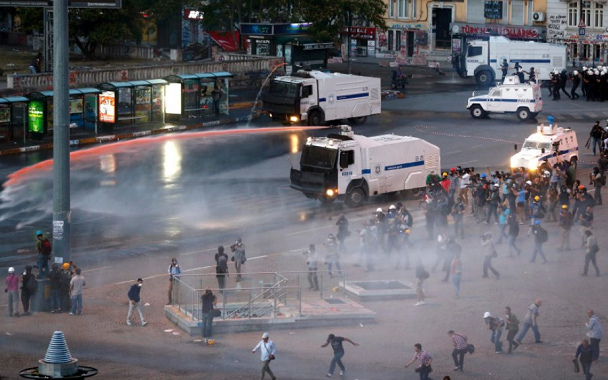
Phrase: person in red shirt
[{"left": 441, "top": 172, "right": 450, "bottom": 193}]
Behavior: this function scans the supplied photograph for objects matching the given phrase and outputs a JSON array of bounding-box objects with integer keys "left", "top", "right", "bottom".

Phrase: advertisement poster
[
  {"left": 0, "top": 107, "right": 10, "bottom": 123},
  {"left": 134, "top": 86, "right": 151, "bottom": 123},
  {"left": 28, "top": 100, "right": 45, "bottom": 133},
  {"left": 69, "top": 98, "right": 83, "bottom": 114},
  {"left": 99, "top": 91, "right": 116, "bottom": 123},
  {"left": 165, "top": 83, "right": 181, "bottom": 114}
]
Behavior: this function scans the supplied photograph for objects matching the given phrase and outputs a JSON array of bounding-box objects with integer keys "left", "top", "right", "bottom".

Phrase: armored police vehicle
[
  {"left": 467, "top": 76, "right": 543, "bottom": 121},
  {"left": 290, "top": 125, "right": 441, "bottom": 206},
  {"left": 262, "top": 70, "right": 381, "bottom": 126},
  {"left": 510, "top": 122, "right": 579, "bottom": 172}
]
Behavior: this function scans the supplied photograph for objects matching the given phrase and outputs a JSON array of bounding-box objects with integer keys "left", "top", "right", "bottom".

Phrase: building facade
[{"left": 547, "top": 0, "right": 607, "bottom": 65}]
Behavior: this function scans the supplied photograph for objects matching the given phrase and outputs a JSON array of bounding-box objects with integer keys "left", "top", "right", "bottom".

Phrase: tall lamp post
[{"left": 347, "top": 6, "right": 352, "bottom": 74}]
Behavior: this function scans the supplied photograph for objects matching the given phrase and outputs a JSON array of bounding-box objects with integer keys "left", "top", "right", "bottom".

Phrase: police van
[
  {"left": 510, "top": 121, "right": 579, "bottom": 172},
  {"left": 467, "top": 76, "right": 543, "bottom": 121}
]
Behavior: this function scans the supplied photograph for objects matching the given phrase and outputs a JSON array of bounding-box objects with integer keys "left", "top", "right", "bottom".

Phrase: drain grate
[{"left": 324, "top": 299, "right": 346, "bottom": 304}]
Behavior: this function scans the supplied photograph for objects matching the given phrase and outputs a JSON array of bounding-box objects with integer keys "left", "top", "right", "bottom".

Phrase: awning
[{"left": 209, "top": 30, "right": 240, "bottom": 52}]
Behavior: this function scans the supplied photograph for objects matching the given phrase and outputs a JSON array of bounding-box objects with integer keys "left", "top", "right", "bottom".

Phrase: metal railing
[{"left": 169, "top": 270, "right": 347, "bottom": 322}]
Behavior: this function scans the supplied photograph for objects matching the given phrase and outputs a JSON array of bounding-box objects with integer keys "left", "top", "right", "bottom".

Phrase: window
[
  {"left": 467, "top": 0, "right": 486, "bottom": 23},
  {"left": 388, "top": 0, "right": 394, "bottom": 18},
  {"left": 568, "top": 2, "right": 579, "bottom": 26},
  {"left": 583, "top": 1, "right": 591, "bottom": 27},
  {"left": 467, "top": 46, "right": 483, "bottom": 57},
  {"left": 388, "top": 30, "right": 394, "bottom": 51},
  {"left": 595, "top": 3, "right": 603, "bottom": 27},
  {"left": 302, "top": 85, "right": 312, "bottom": 98},
  {"left": 412, "top": 0, "right": 416, "bottom": 18},
  {"left": 511, "top": 0, "right": 524, "bottom": 25},
  {"left": 396, "top": 30, "right": 402, "bottom": 50},
  {"left": 398, "top": 0, "right": 408, "bottom": 18}
]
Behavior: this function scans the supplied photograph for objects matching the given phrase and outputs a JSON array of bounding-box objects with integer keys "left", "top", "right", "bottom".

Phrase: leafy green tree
[{"left": 299, "top": 0, "right": 387, "bottom": 43}]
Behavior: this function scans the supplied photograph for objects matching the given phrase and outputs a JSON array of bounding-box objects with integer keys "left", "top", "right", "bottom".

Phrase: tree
[{"left": 299, "top": 0, "right": 387, "bottom": 43}]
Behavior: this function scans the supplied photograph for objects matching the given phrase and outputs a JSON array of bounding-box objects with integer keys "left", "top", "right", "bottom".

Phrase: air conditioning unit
[{"left": 532, "top": 12, "right": 546, "bottom": 22}]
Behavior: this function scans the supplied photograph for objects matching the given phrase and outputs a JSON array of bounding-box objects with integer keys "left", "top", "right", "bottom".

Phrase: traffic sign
[
  {"left": 579, "top": 27, "right": 586, "bottom": 36},
  {"left": 579, "top": 19, "right": 586, "bottom": 28}
]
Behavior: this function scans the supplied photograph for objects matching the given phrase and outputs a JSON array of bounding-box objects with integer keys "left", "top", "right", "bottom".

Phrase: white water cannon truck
[
  {"left": 510, "top": 120, "right": 579, "bottom": 172},
  {"left": 451, "top": 35, "right": 567, "bottom": 86},
  {"left": 290, "top": 126, "right": 441, "bottom": 206},
  {"left": 262, "top": 70, "right": 381, "bottom": 126}
]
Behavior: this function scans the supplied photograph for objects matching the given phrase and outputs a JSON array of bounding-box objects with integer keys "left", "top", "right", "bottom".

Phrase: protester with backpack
[
  {"left": 531, "top": 220, "right": 548, "bottom": 264},
  {"left": 36, "top": 230, "right": 52, "bottom": 278},
  {"left": 20, "top": 265, "right": 36, "bottom": 316},
  {"left": 215, "top": 246, "right": 229, "bottom": 290}
]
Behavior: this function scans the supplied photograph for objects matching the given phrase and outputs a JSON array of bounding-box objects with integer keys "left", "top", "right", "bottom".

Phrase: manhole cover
[{"left": 324, "top": 299, "right": 346, "bottom": 304}]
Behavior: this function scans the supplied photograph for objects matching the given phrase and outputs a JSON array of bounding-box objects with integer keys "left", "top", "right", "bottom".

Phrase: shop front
[
  {"left": 376, "top": 24, "right": 428, "bottom": 59},
  {"left": 164, "top": 72, "right": 232, "bottom": 122},
  {"left": 450, "top": 22, "right": 546, "bottom": 41},
  {"left": 341, "top": 27, "right": 377, "bottom": 58}
]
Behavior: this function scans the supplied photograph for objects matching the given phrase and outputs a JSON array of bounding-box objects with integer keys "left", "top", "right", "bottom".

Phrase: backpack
[
  {"left": 217, "top": 255, "right": 228, "bottom": 273},
  {"left": 537, "top": 227, "right": 548, "bottom": 243},
  {"left": 41, "top": 239, "right": 52, "bottom": 256},
  {"left": 26, "top": 275, "right": 37, "bottom": 293}
]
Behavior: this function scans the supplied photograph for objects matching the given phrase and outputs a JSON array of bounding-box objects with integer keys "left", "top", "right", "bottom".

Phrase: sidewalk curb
[{"left": 0, "top": 113, "right": 261, "bottom": 157}]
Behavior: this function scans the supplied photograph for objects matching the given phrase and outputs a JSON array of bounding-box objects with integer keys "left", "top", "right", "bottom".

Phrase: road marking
[
  {"left": 181, "top": 247, "right": 216, "bottom": 256},
  {"left": 82, "top": 266, "right": 112, "bottom": 273}
]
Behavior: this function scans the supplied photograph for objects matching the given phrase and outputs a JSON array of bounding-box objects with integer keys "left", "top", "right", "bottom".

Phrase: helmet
[
  {"left": 534, "top": 196, "right": 540, "bottom": 201},
  {"left": 389, "top": 204, "right": 397, "bottom": 210},
  {"left": 36, "top": 230, "right": 43, "bottom": 236},
  {"left": 405, "top": 228, "right": 411, "bottom": 235},
  {"left": 483, "top": 312, "right": 492, "bottom": 319},
  {"left": 62, "top": 263, "right": 70, "bottom": 270},
  {"left": 573, "top": 70, "right": 579, "bottom": 76},
  {"left": 480, "top": 174, "right": 487, "bottom": 179},
  {"left": 207, "top": 339, "right": 216, "bottom": 345},
  {"left": 579, "top": 185, "right": 586, "bottom": 190},
  {"left": 526, "top": 180, "right": 532, "bottom": 185},
  {"left": 450, "top": 167, "right": 456, "bottom": 172},
  {"left": 8, "top": 267, "right": 14, "bottom": 273},
  {"left": 561, "top": 205, "right": 568, "bottom": 210},
  {"left": 442, "top": 172, "right": 448, "bottom": 177},
  {"left": 534, "top": 219, "right": 541, "bottom": 225},
  {"left": 376, "top": 208, "right": 383, "bottom": 213}
]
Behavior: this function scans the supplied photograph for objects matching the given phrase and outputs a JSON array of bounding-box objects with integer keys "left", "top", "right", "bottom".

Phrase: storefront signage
[
  {"left": 452, "top": 23, "right": 543, "bottom": 40},
  {"left": 99, "top": 90, "right": 116, "bottom": 123},
  {"left": 344, "top": 27, "right": 376, "bottom": 39},
  {"left": 241, "top": 24, "right": 273, "bottom": 35},
  {"left": 484, "top": 1, "right": 503, "bottom": 20},
  {"left": 391, "top": 23, "right": 425, "bottom": 30},
  {"left": 28, "top": 100, "right": 44, "bottom": 133},
  {"left": 303, "top": 43, "right": 334, "bottom": 50},
  {"left": 274, "top": 23, "right": 312, "bottom": 34},
  {"left": 183, "top": 9, "right": 204, "bottom": 20}
]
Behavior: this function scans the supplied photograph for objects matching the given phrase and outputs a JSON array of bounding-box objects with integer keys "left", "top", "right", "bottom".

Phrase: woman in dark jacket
[{"left": 21, "top": 265, "right": 35, "bottom": 315}]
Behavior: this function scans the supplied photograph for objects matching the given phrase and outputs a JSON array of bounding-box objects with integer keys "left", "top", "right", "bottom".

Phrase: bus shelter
[
  {"left": 164, "top": 71, "right": 232, "bottom": 121},
  {"left": 27, "top": 88, "right": 101, "bottom": 137},
  {"left": 98, "top": 80, "right": 167, "bottom": 129},
  {"left": 0, "top": 96, "right": 28, "bottom": 143}
]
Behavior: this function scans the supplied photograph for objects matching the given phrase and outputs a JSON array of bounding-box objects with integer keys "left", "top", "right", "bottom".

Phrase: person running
[
  {"left": 504, "top": 306, "right": 520, "bottom": 353},
  {"left": 448, "top": 330, "right": 468, "bottom": 371},
  {"left": 575, "top": 339, "right": 594, "bottom": 380},
  {"left": 481, "top": 232, "right": 499, "bottom": 279},
  {"left": 483, "top": 312, "right": 505, "bottom": 353},
  {"left": 321, "top": 333, "right": 359, "bottom": 377},
  {"left": 405, "top": 343, "right": 433, "bottom": 380}
]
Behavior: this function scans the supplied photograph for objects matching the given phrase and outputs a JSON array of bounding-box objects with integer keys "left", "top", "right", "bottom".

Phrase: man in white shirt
[
  {"left": 252, "top": 332, "right": 277, "bottom": 380},
  {"left": 459, "top": 169, "right": 471, "bottom": 206}
]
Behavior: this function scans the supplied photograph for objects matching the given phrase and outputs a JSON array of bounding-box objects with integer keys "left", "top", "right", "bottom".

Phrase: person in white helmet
[
  {"left": 571, "top": 70, "right": 581, "bottom": 99},
  {"left": 5, "top": 267, "right": 19, "bottom": 317},
  {"left": 484, "top": 311, "right": 505, "bottom": 353}
]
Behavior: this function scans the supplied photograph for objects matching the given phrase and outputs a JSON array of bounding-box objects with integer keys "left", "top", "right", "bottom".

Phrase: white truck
[
  {"left": 452, "top": 35, "right": 567, "bottom": 86},
  {"left": 262, "top": 70, "right": 381, "bottom": 126},
  {"left": 510, "top": 122, "right": 579, "bottom": 172},
  {"left": 290, "top": 125, "right": 441, "bottom": 206},
  {"left": 467, "top": 76, "right": 543, "bottom": 121}
]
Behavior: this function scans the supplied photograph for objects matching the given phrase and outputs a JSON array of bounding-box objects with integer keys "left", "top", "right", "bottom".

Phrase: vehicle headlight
[
  {"left": 269, "top": 113, "right": 273, "bottom": 118},
  {"left": 289, "top": 116, "right": 299, "bottom": 122},
  {"left": 326, "top": 189, "right": 337, "bottom": 197}
]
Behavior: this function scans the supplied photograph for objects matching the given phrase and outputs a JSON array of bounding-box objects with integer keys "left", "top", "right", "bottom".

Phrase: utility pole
[
  {"left": 347, "top": 7, "right": 352, "bottom": 74},
  {"left": 52, "top": 0, "right": 71, "bottom": 263}
]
